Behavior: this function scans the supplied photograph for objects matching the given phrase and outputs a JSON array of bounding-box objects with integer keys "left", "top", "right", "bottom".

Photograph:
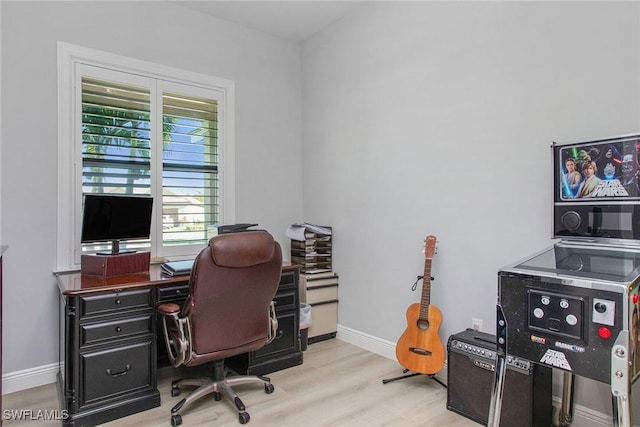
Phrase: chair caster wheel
[
  {"left": 171, "top": 414, "right": 182, "bottom": 426},
  {"left": 171, "top": 386, "right": 181, "bottom": 397},
  {"left": 239, "top": 411, "right": 250, "bottom": 424},
  {"left": 264, "top": 383, "right": 274, "bottom": 394},
  {"left": 213, "top": 391, "right": 222, "bottom": 401}
]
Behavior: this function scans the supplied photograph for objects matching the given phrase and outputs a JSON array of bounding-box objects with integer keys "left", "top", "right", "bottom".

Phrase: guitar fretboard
[{"left": 419, "top": 258, "right": 432, "bottom": 320}]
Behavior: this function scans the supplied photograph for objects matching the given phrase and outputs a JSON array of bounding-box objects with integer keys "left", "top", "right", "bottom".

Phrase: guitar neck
[{"left": 419, "top": 258, "right": 432, "bottom": 319}]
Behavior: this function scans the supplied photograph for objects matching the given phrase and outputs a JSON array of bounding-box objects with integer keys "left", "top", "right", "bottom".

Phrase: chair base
[{"left": 169, "top": 360, "right": 274, "bottom": 425}]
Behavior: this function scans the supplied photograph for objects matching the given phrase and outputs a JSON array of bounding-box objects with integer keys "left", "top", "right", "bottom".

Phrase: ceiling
[{"left": 172, "top": 1, "right": 367, "bottom": 42}]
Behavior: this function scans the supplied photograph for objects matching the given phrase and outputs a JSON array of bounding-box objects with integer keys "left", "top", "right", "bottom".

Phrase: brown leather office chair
[{"left": 157, "top": 230, "right": 282, "bottom": 426}]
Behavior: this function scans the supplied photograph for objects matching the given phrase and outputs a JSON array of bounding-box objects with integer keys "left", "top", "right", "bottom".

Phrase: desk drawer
[
  {"left": 81, "top": 289, "right": 152, "bottom": 318},
  {"left": 157, "top": 284, "right": 189, "bottom": 303},
  {"left": 278, "top": 270, "right": 297, "bottom": 291},
  {"left": 308, "top": 301, "right": 338, "bottom": 338},
  {"left": 81, "top": 314, "right": 153, "bottom": 346},
  {"left": 273, "top": 290, "right": 296, "bottom": 313},
  {"left": 306, "top": 285, "right": 338, "bottom": 305},
  {"left": 81, "top": 340, "right": 153, "bottom": 405}
]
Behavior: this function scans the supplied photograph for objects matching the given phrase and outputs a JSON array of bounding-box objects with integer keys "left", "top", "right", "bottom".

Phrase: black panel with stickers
[{"left": 527, "top": 290, "right": 584, "bottom": 341}]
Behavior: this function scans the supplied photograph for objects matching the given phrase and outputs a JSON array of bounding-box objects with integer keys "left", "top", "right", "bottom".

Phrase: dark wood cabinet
[
  {"left": 56, "top": 263, "right": 302, "bottom": 426},
  {"left": 58, "top": 288, "right": 160, "bottom": 426},
  {"left": 226, "top": 267, "right": 303, "bottom": 375}
]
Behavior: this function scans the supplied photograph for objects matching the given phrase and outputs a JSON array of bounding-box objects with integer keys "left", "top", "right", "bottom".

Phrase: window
[{"left": 57, "top": 43, "right": 235, "bottom": 270}]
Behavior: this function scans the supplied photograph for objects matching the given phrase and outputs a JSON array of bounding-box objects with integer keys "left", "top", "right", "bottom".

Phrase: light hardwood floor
[{"left": 3, "top": 339, "right": 478, "bottom": 426}]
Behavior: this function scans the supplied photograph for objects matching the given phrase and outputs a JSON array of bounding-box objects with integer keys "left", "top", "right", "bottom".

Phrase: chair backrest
[{"left": 184, "top": 230, "right": 282, "bottom": 364}]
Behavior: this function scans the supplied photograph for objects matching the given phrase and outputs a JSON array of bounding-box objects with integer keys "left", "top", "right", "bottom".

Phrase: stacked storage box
[{"left": 290, "top": 226, "right": 332, "bottom": 273}]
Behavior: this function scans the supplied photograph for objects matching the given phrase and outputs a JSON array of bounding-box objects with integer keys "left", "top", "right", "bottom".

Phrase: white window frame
[{"left": 56, "top": 42, "right": 235, "bottom": 271}]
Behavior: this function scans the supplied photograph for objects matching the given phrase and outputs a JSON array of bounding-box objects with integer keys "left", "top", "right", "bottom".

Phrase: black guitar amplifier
[{"left": 447, "top": 329, "right": 552, "bottom": 427}]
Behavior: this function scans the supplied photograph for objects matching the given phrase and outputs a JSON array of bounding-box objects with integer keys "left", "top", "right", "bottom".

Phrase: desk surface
[{"left": 56, "top": 263, "right": 298, "bottom": 296}]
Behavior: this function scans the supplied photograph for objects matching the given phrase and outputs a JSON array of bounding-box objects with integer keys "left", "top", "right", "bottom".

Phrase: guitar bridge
[{"left": 409, "top": 347, "right": 432, "bottom": 356}]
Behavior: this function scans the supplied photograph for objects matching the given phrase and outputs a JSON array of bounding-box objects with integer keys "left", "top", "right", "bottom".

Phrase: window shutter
[
  {"left": 81, "top": 77, "right": 152, "bottom": 252},
  {"left": 161, "top": 92, "right": 219, "bottom": 246}
]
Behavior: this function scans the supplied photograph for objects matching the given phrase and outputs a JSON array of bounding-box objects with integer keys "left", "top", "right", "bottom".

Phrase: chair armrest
[
  {"left": 158, "top": 303, "right": 192, "bottom": 367},
  {"left": 158, "top": 302, "right": 181, "bottom": 316},
  {"left": 267, "top": 301, "right": 279, "bottom": 344}
]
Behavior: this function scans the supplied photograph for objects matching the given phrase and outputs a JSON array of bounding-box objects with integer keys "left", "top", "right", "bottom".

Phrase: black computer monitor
[{"left": 81, "top": 194, "right": 153, "bottom": 255}]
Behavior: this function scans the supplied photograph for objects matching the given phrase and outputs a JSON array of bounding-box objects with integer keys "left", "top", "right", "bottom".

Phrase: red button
[
  {"left": 634, "top": 294, "right": 639, "bottom": 304},
  {"left": 599, "top": 327, "right": 612, "bottom": 339}
]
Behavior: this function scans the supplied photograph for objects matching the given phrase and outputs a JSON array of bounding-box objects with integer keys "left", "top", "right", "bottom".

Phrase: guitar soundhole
[{"left": 417, "top": 319, "right": 429, "bottom": 330}]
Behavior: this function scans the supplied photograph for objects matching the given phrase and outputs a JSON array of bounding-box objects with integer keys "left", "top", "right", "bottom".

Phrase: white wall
[
  {"left": 0, "top": 1, "right": 303, "bottom": 376},
  {"left": 302, "top": 1, "right": 639, "bottom": 423}
]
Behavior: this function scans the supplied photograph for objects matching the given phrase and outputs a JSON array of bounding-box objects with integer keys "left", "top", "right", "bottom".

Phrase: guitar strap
[{"left": 411, "top": 275, "right": 434, "bottom": 291}]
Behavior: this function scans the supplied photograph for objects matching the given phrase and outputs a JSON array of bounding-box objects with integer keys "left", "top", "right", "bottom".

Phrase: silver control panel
[{"left": 449, "top": 339, "right": 532, "bottom": 374}]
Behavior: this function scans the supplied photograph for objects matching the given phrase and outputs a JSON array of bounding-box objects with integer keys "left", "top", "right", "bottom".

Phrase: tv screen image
[
  {"left": 81, "top": 194, "right": 153, "bottom": 255},
  {"left": 555, "top": 134, "right": 640, "bottom": 202}
]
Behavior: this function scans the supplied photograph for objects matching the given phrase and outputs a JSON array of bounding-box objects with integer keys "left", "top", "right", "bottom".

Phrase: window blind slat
[{"left": 160, "top": 91, "right": 219, "bottom": 246}]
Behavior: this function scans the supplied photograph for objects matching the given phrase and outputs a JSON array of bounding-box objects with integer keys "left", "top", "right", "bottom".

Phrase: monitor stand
[{"left": 95, "top": 239, "right": 135, "bottom": 256}]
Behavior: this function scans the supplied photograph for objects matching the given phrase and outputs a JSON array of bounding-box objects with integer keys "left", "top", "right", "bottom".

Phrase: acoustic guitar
[{"left": 395, "top": 235, "right": 445, "bottom": 375}]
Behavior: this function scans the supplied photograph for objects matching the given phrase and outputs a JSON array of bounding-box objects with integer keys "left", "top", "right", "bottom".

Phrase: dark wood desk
[{"left": 56, "top": 264, "right": 302, "bottom": 426}]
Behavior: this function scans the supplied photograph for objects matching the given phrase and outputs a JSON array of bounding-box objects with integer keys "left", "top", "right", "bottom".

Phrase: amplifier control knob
[
  {"left": 534, "top": 308, "right": 544, "bottom": 319},
  {"left": 566, "top": 314, "right": 578, "bottom": 326}
]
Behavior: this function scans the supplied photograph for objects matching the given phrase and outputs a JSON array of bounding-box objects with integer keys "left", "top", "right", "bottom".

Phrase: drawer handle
[
  {"left": 114, "top": 299, "right": 122, "bottom": 305},
  {"left": 115, "top": 326, "right": 122, "bottom": 333},
  {"left": 106, "top": 364, "right": 131, "bottom": 377},
  {"left": 274, "top": 330, "right": 284, "bottom": 340}
]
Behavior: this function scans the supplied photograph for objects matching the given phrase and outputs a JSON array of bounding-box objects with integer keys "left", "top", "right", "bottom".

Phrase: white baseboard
[
  {"left": 336, "top": 324, "right": 612, "bottom": 427},
  {"left": 336, "top": 324, "right": 397, "bottom": 360},
  {"left": 3, "top": 362, "right": 58, "bottom": 395}
]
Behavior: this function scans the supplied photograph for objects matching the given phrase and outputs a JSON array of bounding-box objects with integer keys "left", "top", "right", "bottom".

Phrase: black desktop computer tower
[{"left": 447, "top": 329, "right": 552, "bottom": 427}]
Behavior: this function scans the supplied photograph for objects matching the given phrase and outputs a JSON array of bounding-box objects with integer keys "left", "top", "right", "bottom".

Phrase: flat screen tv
[{"left": 81, "top": 194, "right": 153, "bottom": 255}]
